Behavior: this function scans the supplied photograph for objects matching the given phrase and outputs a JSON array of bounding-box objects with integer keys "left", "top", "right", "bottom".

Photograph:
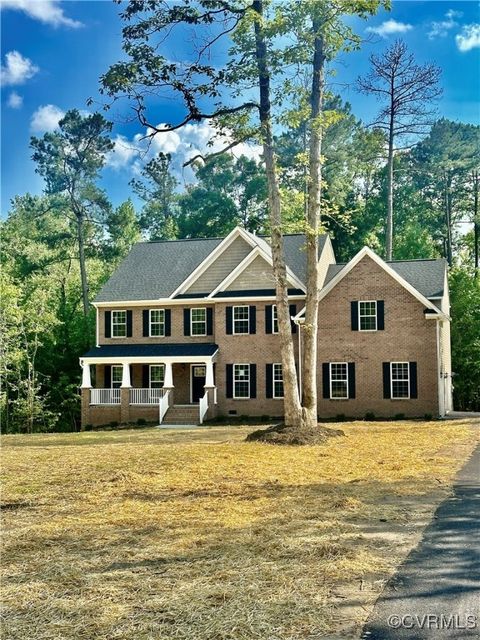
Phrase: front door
[{"left": 191, "top": 365, "right": 206, "bottom": 403}]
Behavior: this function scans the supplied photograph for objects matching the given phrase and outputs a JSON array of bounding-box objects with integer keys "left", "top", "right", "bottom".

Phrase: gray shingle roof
[
  {"left": 94, "top": 231, "right": 327, "bottom": 303},
  {"left": 324, "top": 258, "right": 446, "bottom": 299},
  {"left": 83, "top": 343, "right": 218, "bottom": 358}
]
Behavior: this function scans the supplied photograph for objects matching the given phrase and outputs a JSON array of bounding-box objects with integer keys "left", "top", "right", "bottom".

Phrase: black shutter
[
  {"left": 226, "top": 307, "right": 233, "bottom": 335},
  {"left": 249, "top": 306, "right": 256, "bottom": 334},
  {"left": 265, "top": 305, "right": 273, "bottom": 334},
  {"left": 266, "top": 364, "right": 273, "bottom": 398},
  {"left": 164, "top": 309, "right": 171, "bottom": 336},
  {"left": 322, "top": 363, "right": 330, "bottom": 399},
  {"left": 126, "top": 310, "right": 133, "bottom": 337},
  {"left": 105, "top": 311, "right": 111, "bottom": 338},
  {"left": 383, "top": 362, "right": 391, "bottom": 399},
  {"left": 348, "top": 363, "right": 356, "bottom": 399},
  {"left": 351, "top": 301, "right": 359, "bottom": 331},
  {"left": 377, "top": 300, "right": 385, "bottom": 330},
  {"left": 183, "top": 309, "right": 191, "bottom": 336},
  {"left": 206, "top": 308, "right": 213, "bottom": 335},
  {"left": 143, "top": 310, "right": 149, "bottom": 337},
  {"left": 142, "top": 365, "right": 149, "bottom": 388},
  {"left": 104, "top": 365, "right": 111, "bottom": 388},
  {"left": 250, "top": 364, "right": 257, "bottom": 398},
  {"left": 226, "top": 364, "right": 233, "bottom": 398},
  {"left": 289, "top": 304, "right": 297, "bottom": 333},
  {"left": 409, "top": 362, "right": 418, "bottom": 398}
]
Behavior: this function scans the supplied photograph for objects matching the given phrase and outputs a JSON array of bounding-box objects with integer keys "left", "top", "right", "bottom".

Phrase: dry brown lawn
[{"left": 1, "top": 420, "right": 478, "bottom": 640}]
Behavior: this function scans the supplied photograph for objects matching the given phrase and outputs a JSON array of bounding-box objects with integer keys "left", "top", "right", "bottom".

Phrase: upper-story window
[
  {"left": 150, "top": 309, "right": 165, "bottom": 337},
  {"left": 272, "top": 305, "right": 279, "bottom": 334},
  {"left": 359, "top": 301, "right": 377, "bottom": 331},
  {"left": 233, "top": 305, "right": 250, "bottom": 334},
  {"left": 112, "top": 310, "right": 127, "bottom": 337},
  {"left": 191, "top": 308, "right": 207, "bottom": 336},
  {"left": 111, "top": 365, "right": 123, "bottom": 388},
  {"left": 391, "top": 362, "right": 409, "bottom": 399}
]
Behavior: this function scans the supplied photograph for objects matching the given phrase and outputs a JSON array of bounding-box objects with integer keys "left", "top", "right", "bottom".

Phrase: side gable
[{"left": 185, "top": 234, "right": 253, "bottom": 294}]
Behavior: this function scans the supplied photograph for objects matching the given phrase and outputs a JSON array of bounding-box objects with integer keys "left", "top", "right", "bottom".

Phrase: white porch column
[
  {"left": 164, "top": 362, "right": 174, "bottom": 388},
  {"left": 205, "top": 360, "right": 215, "bottom": 387},
  {"left": 121, "top": 362, "right": 131, "bottom": 388},
  {"left": 81, "top": 361, "right": 92, "bottom": 388}
]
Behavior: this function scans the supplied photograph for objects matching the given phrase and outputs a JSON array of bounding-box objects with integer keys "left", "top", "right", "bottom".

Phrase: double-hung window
[
  {"left": 391, "top": 362, "right": 409, "bottom": 399},
  {"left": 233, "top": 364, "right": 250, "bottom": 398},
  {"left": 273, "top": 363, "right": 284, "bottom": 398},
  {"left": 112, "top": 310, "right": 127, "bottom": 337},
  {"left": 191, "top": 308, "right": 207, "bottom": 336},
  {"left": 233, "top": 306, "right": 249, "bottom": 334},
  {"left": 111, "top": 365, "right": 123, "bottom": 389},
  {"left": 149, "top": 365, "right": 165, "bottom": 389},
  {"left": 330, "top": 362, "right": 348, "bottom": 399},
  {"left": 359, "top": 301, "right": 377, "bottom": 331},
  {"left": 150, "top": 309, "right": 165, "bottom": 337},
  {"left": 272, "top": 305, "right": 279, "bottom": 334}
]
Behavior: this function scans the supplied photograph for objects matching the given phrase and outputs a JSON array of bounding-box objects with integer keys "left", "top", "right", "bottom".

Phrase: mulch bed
[{"left": 246, "top": 423, "right": 345, "bottom": 445}]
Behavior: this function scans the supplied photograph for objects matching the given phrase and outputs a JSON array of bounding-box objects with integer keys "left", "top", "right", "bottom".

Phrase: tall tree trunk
[
  {"left": 76, "top": 213, "right": 90, "bottom": 316},
  {"left": 444, "top": 173, "right": 453, "bottom": 266},
  {"left": 301, "top": 23, "right": 325, "bottom": 429},
  {"left": 473, "top": 169, "right": 479, "bottom": 274},
  {"left": 386, "top": 111, "right": 394, "bottom": 261},
  {"left": 252, "top": 0, "right": 302, "bottom": 427}
]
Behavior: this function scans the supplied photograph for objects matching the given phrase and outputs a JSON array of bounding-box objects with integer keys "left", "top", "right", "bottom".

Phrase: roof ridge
[{"left": 135, "top": 237, "right": 224, "bottom": 245}]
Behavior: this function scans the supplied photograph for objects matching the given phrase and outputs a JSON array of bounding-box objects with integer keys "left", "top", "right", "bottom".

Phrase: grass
[{"left": 1, "top": 420, "right": 478, "bottom": 640}]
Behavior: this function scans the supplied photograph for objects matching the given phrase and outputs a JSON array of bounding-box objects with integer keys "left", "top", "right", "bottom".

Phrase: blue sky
[{"left": 1, "top": 0, "right": 479, "bottom": 214}]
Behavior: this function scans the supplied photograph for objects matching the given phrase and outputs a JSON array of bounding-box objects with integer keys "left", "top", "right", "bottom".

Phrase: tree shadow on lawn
[{"left": 2, "top": 476, "right": 458, "bottom": 639}]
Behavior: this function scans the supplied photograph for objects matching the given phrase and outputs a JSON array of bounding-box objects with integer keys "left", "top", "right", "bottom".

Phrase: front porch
[{"left": 79, "top": 344, "right": 218, "bottom": 427}]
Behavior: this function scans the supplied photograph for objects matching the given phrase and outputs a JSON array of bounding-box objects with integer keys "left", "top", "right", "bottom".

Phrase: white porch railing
[
  {"left": 90, "top": 388, "right": 121, "bottom": 405},
  {"left": 199, "top": 390, "right": 209, "bottom": 424},
  {"left": 130, "top": 388, "right": 165, "bottom": 405},
  {"left": 159, "top": 389, "right": 170, "bottom": 424}
]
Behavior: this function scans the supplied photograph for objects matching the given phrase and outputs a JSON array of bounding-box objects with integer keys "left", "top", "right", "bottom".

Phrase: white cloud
[
  {"left": 1, "top": 50, "right": 38, "bottom": 86},
  {"left": 7, "top": 91, "right": 23, "bottom": 108},
  {"left": 428, "top": 9, "right": 463, "bottom": 39},
  {"left": 30, "top": 104, "right": 65, "bottom": 133},
  {"left": 456, "top": 24, "right": 480, "bottom": 52},
  {"left": 366, "top": 19, "right": 413, "bottom": 38},
  {"left": 0, "top": 0, "right": 82, "bottom": 28},
  {"left": 106, "top": 120, "right": 262, "bottom": 185}
]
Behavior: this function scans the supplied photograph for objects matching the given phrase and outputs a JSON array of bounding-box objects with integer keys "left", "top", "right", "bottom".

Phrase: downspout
[
  {"left": 95, "top": 305, "right": 99, "bottom": 348},
  {"left": 436, "top": 319, "right": 444, "bottom": 418}
]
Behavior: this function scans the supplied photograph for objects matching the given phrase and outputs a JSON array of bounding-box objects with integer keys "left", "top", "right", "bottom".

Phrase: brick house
[{"left": 80, "top": 226, "right": 453, "bottom": 427}]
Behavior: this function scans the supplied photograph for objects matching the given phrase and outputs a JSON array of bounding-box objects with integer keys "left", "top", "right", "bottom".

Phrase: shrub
[
  {"left": 364, "top": 412, "right": 376, "bottom": 421},
  {"left": 394, "top": 413, "right": 405, "bottom": 420}
]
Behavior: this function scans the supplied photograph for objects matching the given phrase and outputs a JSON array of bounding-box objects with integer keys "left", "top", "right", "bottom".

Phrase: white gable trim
[
  {"left": 294, "top": 246, "right": 448, "bottom": 320},
  {"left": 208, "top": 245, "right": 305, "bottom": 298},
  {"left": 169, "top": 227, "right": 258, "bottom": 298}
]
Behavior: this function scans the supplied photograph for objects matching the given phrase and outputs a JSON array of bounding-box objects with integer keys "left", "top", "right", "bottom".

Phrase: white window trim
[
  {"left": 329, "top": 362, "right": 349, "bottom": 400},
  {"left": 233, "top": 363, "right": 250, "bottom": 399},
  {"left": 233, "top": 305, "right": 250, "bottom": 335},
  {"left": 358, "top": 300, "right": 378, "bottom": 332},
  {"left": 390, "top": 361, "right": 410, "bottom": 400},
  {"left": 149, "top": 309, "right": 165, "bottom": 337},
  {"left": 190, "top": 307, "right": 207, "bottom": 337},
  {"left": 111, "top": 365, "right": 123, "bottom": 388},
  {"left": 272, "top": 362, "right": 284, "bottom": 399},
  {"left": 149, "top": 364, "right": 165, "bottom": 388},
  {"left": 111, "top": 310, "right": 127, "bottom": 338},
  {"left": 272, "top": 305, "right": 278, "bottom": 334}
]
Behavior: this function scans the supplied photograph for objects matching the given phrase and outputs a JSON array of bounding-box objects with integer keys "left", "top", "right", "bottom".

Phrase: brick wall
[{"left": 315, "top": 255, "right": 439, "bottom": 418}]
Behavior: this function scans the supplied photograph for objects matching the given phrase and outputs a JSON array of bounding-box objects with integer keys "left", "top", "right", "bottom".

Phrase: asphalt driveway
[{"left": 362, "top": 442, "right": 480, "bottom": 639}]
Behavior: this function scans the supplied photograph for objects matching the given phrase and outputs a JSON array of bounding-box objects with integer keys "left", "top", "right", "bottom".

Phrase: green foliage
[{"left": 449, "top": 268, "right": 480, "bottom": 411}]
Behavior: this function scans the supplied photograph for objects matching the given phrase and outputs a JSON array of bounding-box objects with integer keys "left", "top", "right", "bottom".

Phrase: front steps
[{"left": 161, "top": 404, "right": 199, "bottom": 426}]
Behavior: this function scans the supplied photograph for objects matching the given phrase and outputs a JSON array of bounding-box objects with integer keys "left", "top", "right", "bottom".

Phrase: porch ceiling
[{"left": 81, "top": 343, "right": 218, "bottom": 364}]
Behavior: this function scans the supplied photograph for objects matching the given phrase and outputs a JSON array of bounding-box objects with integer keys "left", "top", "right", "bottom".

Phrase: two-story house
[{"left": 79, "top": 226, "right": 453, "bottom": 427}]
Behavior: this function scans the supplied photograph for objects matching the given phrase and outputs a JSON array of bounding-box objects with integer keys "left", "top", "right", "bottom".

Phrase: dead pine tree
[{"left": 357, "top": 39, "right": 442, "bottom": 260}]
